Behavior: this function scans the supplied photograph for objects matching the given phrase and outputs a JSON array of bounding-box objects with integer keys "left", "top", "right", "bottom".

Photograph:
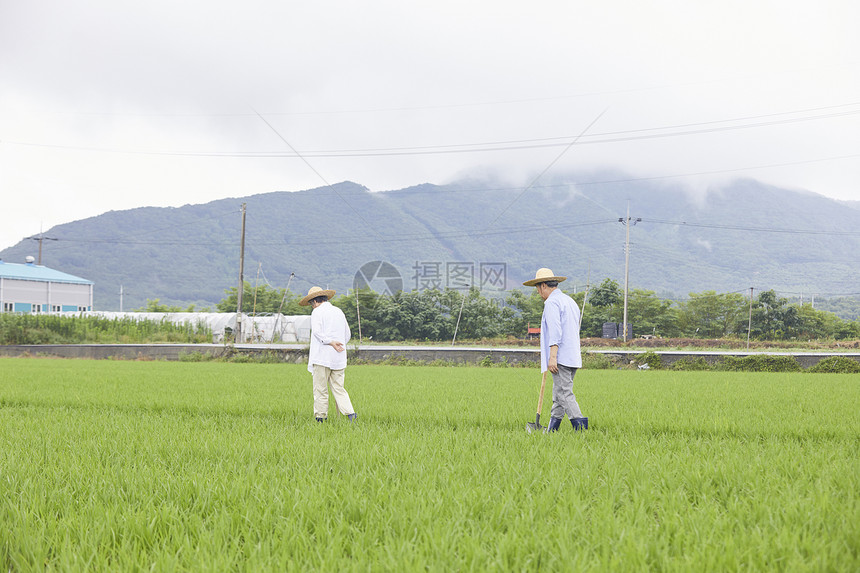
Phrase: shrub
[
  {"left": 807, "top": 356, "right": 860, "bottom": 374},
  {"left": 179, "top": 351, "right": 212, "bottom": 362},
  {"left": 636, "top": 350, "right": 663, "bottom": 370},
  {"left": 477, "top": 356, "right": 517, "bottom": 368},
  {"left": 582, "top": 352, "right": 614, "bottom": 370},
  {"left": 716, "top": 355, "right": 802, "bottom": 373},
  {"left": 671, "top": 357, "right": 710, "bottom": 371}
]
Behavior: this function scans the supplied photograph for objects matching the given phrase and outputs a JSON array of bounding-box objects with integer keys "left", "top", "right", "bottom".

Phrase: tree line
[{"left": 197, "top": 279, "right": 860, "bottom": 342}]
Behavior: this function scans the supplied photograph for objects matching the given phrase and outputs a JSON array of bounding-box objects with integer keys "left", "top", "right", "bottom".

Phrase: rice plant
[{"left": 0, "top": 359, "right": 857, "bottom": 571}]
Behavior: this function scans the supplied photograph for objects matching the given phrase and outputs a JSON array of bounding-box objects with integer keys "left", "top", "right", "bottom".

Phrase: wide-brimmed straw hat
[
  {"left": 522, "top": 268, "right": 567, "bottom": 287},
  {"left": 299, "top": 286, "right": 336, "bottom": 306}
]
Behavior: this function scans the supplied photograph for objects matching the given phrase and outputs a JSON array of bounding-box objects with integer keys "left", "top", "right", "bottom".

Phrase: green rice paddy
[{"left": 1, "top": 359, "right": 857, "bottom": 571}]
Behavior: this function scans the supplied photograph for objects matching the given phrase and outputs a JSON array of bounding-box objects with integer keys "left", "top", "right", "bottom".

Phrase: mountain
[
  {"left": 839, "top": 199, "right": 860, "bottom": 212},
  {"left": 2, "top": 173, "right": 859, "bottom": 312}
]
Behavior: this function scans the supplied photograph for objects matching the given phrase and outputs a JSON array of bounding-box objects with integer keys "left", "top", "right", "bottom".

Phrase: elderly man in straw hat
[
  {"left": 299, "top": 286, "right": 357, "bottom": 423},
  {"left": 523, "top": 268, "right": 588, "bottom": 431}
]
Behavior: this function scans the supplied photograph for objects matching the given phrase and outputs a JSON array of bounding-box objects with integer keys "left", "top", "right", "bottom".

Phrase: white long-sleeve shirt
[{"left": 307, "top": 301, "right": 351, "bottom": 372}]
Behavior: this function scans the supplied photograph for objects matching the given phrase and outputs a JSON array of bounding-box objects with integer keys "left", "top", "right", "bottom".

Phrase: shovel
[{"left": 526, "top": 371, "right": 548, "bottom": 433}]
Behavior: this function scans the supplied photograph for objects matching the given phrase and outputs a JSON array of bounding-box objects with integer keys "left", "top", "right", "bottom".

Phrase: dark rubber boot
[
  {"left": 571, "top": 417, "right": 588, "bottom": 430},
  {"left": 544, "top": 417, "right": 562, "bottom": 433}
]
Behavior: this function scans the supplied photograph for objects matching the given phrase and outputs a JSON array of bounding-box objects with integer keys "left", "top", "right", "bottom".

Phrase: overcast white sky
[{"left": 2, "top": 0, "right": 859, "bottom": 251}]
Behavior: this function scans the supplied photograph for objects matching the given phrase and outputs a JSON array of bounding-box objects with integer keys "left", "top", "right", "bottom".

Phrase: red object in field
[{"left": 527, "top": 323, "right": 540, "bottom": 339}]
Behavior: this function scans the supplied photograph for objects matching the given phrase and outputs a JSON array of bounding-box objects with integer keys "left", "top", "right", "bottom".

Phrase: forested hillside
[{"left": 2, "top": 173, "right": 859, "bottom": 314}]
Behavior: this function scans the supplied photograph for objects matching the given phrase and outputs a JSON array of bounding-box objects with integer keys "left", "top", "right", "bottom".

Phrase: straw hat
[
  {"left": 522, "top": 268, "right": 567, "bottom": 287},
  {"left": 299, "top": 286, "right": 336, "bottom": 306}
]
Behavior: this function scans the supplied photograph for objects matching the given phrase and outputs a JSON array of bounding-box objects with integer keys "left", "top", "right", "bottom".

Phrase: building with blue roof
[{"left": 0, "top": 257, "right": 93, "bottom": 313}]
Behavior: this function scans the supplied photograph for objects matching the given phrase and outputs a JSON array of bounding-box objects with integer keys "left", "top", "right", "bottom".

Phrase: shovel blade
[{"left": 526, "top": 422, "right": 544, "bottom": 433}]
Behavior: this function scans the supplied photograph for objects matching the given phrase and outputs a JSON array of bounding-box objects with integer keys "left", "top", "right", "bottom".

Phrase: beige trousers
[{"left": 312, "top": 364, "right": 354, "bottom": 418}]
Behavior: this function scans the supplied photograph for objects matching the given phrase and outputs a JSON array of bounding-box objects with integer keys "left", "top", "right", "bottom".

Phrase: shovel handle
[{"left": 536, "top": 371, "right": 547, "bottom": 415}]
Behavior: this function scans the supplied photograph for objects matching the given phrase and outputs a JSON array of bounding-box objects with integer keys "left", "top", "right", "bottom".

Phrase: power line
[
  {"left": 644, "top": 219, "right": 860, "bottom": 237},
  {"left": 664, "top": 289, "right": 760, "bottom": 303},
  {"left": 775, "top": 289, "right": 860, "bottom": 297},
  {"left": 31, "top": 211, "right": 860, "bottom": 248},
  {"left": 24, "top": 234, "right": 58, "bottom": 265},
  {"left": 479, "top": 107, "right": 609, "bottom": 232},
  {"left": 304, "top": 101, "right": 860, "bottom": 154},
  {"left": 51, "top": 218, "right": 621, "bottom": 247},
  {"left": 7, "top": 103, "right": 860, "bottom": 158},
  {"left": 252, "top": 110, "right": 383, "bottom": 239}
]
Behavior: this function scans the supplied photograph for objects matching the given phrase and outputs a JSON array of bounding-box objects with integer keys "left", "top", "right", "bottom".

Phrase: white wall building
[{"left": 0, "top": 257, "right": 93, "bottom": 313}]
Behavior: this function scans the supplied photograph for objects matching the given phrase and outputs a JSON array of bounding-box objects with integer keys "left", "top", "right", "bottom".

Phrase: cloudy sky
[{"left": 2, "top": 0, "right": 859, "bottom": 251}]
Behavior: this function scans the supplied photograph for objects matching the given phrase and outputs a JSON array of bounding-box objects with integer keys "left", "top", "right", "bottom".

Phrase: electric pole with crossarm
[
  {"left": 25, "top": 233, "right": 58, "bottom": 265},
  {"left": 619, "top": 202, "right": 641, "bottom": 342}
]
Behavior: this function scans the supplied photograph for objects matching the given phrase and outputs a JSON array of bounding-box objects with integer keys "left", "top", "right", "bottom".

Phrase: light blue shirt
[{"left": 540, "top": 288, "right": 582, "bottom": 371}]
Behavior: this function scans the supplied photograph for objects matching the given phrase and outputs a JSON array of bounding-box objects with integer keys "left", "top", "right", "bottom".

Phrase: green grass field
[{"left": 1, "top": 359, "right": 857, "bottom": 571}]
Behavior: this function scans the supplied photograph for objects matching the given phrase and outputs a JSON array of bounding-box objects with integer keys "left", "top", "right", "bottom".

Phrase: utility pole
[
  {"left": 235, "top": 203, "right": 247, "bottom": 344},
  {"left": 452, "top": 290, "right": 468, "bottom": 346},
  {"left": 619, "top": 202, "right": 641, "bottom": 342},
  {"left": 580, "top": 260, "right": 591, "bottom": 329},
  {"left": 25, "top": 234, "right": 58, "bottom": 265},
  {"left": 747, "top": 287, "right": 754, "bottom": 349}
]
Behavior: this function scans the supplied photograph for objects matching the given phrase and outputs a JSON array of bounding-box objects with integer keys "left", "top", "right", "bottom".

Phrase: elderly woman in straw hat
[
  {"left": 300, "top": 286, "right": 357, "bottom": 423},
  {"left": 523, "top": 268, "right": 587, "bottom": 431}
]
